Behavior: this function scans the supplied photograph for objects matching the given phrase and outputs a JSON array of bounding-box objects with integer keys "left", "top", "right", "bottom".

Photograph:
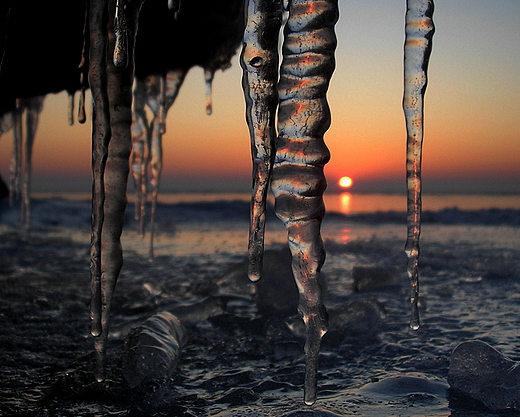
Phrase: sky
[{"left": 1, "top": 0, "right": 519, "bottom": 194}]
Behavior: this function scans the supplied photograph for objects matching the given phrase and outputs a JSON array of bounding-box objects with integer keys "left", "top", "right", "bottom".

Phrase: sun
[{"left": 338, "top": 176, "right": 353, "bottom": 189}]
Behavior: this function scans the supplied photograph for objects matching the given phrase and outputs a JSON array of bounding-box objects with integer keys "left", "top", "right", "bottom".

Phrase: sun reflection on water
[{"left": 340, "top": 192, "right": 352, "bottom": 214}]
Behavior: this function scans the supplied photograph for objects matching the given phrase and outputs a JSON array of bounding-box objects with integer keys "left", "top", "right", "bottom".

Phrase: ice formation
[
  {"left": 242, "top": 0, "right": 338, "bottom": 405},
  {"left": 130, "top": 69, "right": 187, "bottom": 259},
  {"left": 67, "top": 92, "right": 75, "bottom": 126},
  {"left": 88, "top": 0, "right": 143, "bottom": 382},
  {"left": 122, "top": 311, "right": 186, "bottom": 388},
  {"left": 113, "top": 0, "right": 129, "bottom": 69},
  {"left": 403, "top": 0, "right": 435, "bottom": 330},
  {"left": 0, "top": 0, "right": 436, "bottom": 405},
  {"left": 204, "top": 68, "right": 215, "bottom": 115},
  {"left": 241, "top": 0, "right": 282, "bottom": 282},
  {"left": 7, "top": 97, "right": 45, "bottom": 228}
]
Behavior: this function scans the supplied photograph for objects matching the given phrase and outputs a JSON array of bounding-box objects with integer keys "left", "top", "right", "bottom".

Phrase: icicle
[
  {"left": 202, "top": 68, "right": 214, "bottom": 115},
  {"left": 89, "top": 0, "right": 143, "bottom": 382},
  {"left": 164, "top": 69, "right": 187, "bottom": 110},
  {"left": 67, "top": 91, "right": 75, "bottom": 125},
  {"left": 131, "top": 77, "right": 149, "bottom": 235},
  {"left": 271, "top": 0, "right": 338, "bottom": 405},
  {"left": 403, "top": 0, "right": 434, "bottom": 331},
  {"left": 130, "top": 69, "right": 186, "bottom": 249},
  {"left": 88, "top": 0, "right": 111, "bottom": 367},
  {"left": 113, "top": 0, "right": 129, "bottom": 69},
  {"left": 240, "top": 0, "right": 282, "bottom": 282},
  {"left": 78, "top": 86, "right": 87, "bottom": 124},
  {"left": 19, "top": 96, "right": 45, "bottom": 229},
  {"left": 148, "top": 69, "right": 187, "bottom": 260},
  {"left": 9, "top": 101, "right": 23, "bottom": 206},
  {"left": 146, "top": 74, "right": 165, "bottom": 260},
  {"left": 78, "top": 3, "right": 89, "bottom": 125}
]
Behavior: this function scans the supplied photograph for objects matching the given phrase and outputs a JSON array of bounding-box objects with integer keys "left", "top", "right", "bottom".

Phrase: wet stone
[
  {"left": 448, "top": 340, "right": 520, "bottom": 412},
  {"left": 352, "top": 265, "right": 403, "bottom": 292}
]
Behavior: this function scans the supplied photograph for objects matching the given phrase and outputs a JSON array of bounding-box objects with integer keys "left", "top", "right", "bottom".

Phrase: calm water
[
  {"left": 32, "top": 191, "right": 520, "bottom": 214},
  {"left": 1, "top": 193, "right": 520, "bottom": 416}
]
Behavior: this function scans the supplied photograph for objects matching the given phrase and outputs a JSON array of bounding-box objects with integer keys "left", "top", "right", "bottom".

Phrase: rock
[
  {"left": 352, "top": 265, "right": 402, "bottom": 292},
  {"left": 328, "top": 298, "right": 386, "bottom": 338},
  {"left": 359, "top": 375, "right": 447, "bottom": 398},
  {"left": 170, "top": 296, "right": 228, "bottom": 325},
  {"left": 122, "top": 311, "right": 187, "bottom": 389},
  {"left": 281, "top": 411, "right": 344, "bottom": 417},
  {"left": 448, "top": 340, "right": 520, "bottom": 412},
  {"left": 217, "top": 247, "right": 300, "bottom": 318},
  {"left": 254, "top": 248, "right": 299, "bottom": 318},
  {"left": 286, "top": 298, "right": 386, "bottom": 341}
]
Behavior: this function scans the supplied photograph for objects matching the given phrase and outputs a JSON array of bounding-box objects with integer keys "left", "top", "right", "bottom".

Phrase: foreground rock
[
  {"left": 122, "top": 311, "right": 187, "bottom": 389},
  {"left": 448, "top": 340, "right": 520, "bottom": 412},
  {"left": 216, "top": 247, "right": 299, "bottom": 317},
  {"left": 286, "top": 298, "right": 386, "bottom": 342}
]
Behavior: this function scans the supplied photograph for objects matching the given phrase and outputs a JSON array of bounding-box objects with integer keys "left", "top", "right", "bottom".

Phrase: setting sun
[{"left": 339, "top": 176, "right": 353, "bottom": 189}]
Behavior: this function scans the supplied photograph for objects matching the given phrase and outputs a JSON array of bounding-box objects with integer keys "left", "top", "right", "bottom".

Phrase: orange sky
[{"left": 1, "top": 0, "right": 519, "bottom": 194}]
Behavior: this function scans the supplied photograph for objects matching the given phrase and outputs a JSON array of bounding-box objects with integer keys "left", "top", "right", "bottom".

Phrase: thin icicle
[
  {"left": 67, "top": 91, "right": 75, "bottom": 125},
  {"left": 129, "top": 69, "right": 187, "bottom": 258},
  {"left": 147, "top": 74, "right": 166, "bottom": 260},
  {"left": 131, "top": 77, "right": 149, "bottom": 235},
  {"left": 241, "top": 0, "right": 282, "bottom": 282},
  {"left": 148, "top": 69, "right": 186, "bottom": 260},
  {"left": 271, "top": 0, "right": 338, "bottom": 405},
  {"left": 78, "top": 87, "right": 87, "bottom": 124},
  {"left": 113, "top": 0, "right": 129, "bottom": 69},
  {"left": 403, "top": 0, "right": 434, "bottom": 331},
  {"left": 9, "top": 101, "right": 23, "bottom": 206},
  {"left": 19, "top": 96, "right": 45, "bottom": 229},
  {"left": 78, "top": 3, "right": 88, "bottom": 125},
  {"left": 204, "top": 68, "right": 215, "bottom": 116}
]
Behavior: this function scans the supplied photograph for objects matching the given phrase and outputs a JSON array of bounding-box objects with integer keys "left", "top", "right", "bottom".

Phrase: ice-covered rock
[
  {"left": 122, "top": 311, "right": 187, "bottom": 389},
  {"left": 448, "top": 340, "right": 520, "bottom": 412}
]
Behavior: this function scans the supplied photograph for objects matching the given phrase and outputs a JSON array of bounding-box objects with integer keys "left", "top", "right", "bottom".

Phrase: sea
[{"left": 1, "top": 191, "right": 520, "bottom": 417}]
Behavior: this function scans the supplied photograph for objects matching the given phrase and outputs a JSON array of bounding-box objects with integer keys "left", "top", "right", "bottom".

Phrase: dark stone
[
  {"left": 448, "top": 340, "right": 520, "bottom": 412},
  {"left": 352, "top": 265, "right": 402, "bottom": 292},
  {"left": 217, "top": 247, "right": 300, "bottom": 318}
]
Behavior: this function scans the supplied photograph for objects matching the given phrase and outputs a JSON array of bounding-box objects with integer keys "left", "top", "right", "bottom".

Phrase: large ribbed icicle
[
  {"left": 241, "top": 0, "right": 282, "bottom": 282},
  {"left": 403, "top": 0, "right": 434, "bottom": 330},
  {"left": 89, "top": 0, "right": 143, "bottom": 381},
  {"left": 271, "top": 0, "right": 338, "bottom": 405}
]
